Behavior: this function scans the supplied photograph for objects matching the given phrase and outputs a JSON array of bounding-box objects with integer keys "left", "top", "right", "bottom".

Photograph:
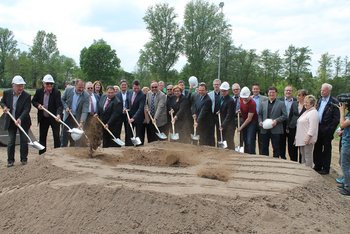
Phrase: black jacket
[{"left": 97, "top": 95, "right": 122, "bottom": 126}]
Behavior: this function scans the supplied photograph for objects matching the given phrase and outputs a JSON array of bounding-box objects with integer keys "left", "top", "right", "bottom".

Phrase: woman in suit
[
  {"left": 167, "top": 85, "right": 192, "bottom": 144},
  {"left": 295, "top": 95, "right": 319, "bottom": 168}
]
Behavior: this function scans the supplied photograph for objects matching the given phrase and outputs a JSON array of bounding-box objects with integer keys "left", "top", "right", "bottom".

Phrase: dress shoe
[
  {"left": 318, "top": 170, "right": 329, "bottom": 175},
  {"left": 7, "top": 162, "right": 14, "bottom": 167},
  {"left": 339, "top": 187, "right": 350, "bottom": 196},
  {"left": 21, "top": 161, "right": 27, "bottom": 165}
]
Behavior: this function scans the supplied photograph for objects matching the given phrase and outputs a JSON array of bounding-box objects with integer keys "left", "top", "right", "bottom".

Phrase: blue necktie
[{"left": 150, "top": 93, "right": 156, "bottom": 117}]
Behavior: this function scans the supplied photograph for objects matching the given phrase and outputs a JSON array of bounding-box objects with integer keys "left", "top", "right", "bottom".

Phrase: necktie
[
  {"left": 220, "top": 96, "right": 224, "bottom": 107},
  {"left": 90, "top": 95, "right": 94, "bottom": 113},
  {"left": 131, "top": 92, "right": 136, "bottom": 105},
  {"left": 103, "top": 98, "right": 110, "bottom": 111},
  {"left": 43, "top": 91, "right": 50, "bottom": 117},
  {"left": 150, "top": 93, "right": 156, "bottom": 117}
]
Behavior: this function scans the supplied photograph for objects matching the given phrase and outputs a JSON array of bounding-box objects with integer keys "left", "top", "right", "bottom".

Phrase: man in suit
[
  {"left": 32, "top": 74, "right": 63, "bottom": 155},
  {"left": 251, "top": 83, "right": 267, "bottom": 155},
  {"left": 279, "top": 85, "right": 297, "bottom": 160},
  {"left": 0, "top": 75, "right": 31, "bottom": 167},
  {"left": 258, "top": 86, "right": 287, "bottom": 158},
  {"left": 116, "top": 79, "right": 130, "bottom": 144},
  {"left": 145, "top": 81, "right": 167, "bottom": 143},
  {"left": 208, "top": 79, "right": 221, "bottom": 145},
  {"left": 313, "top": 83, "right": 340, "bottom": 174},
  {"left": 218, "top": 82, "right": 235, "bottom": 149},
  {"left": 96, "top": 86, "right": 122, "bottom": 147},
  {"left": 193, "top": 83, "right": 214, "bottom": 146},
  {"left": 61, "top": 79, "right": 89, "bottom": 147},
  {"left": 126, "top": 80, "right": 145, "bottom": 146}
]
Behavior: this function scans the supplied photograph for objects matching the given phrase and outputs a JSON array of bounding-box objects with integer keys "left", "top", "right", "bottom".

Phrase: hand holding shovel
[
  {"left": 216, "top": 111, "right": 227, "bottom": 149},
  {"left": 169, "top": 109, "right": 179, "bottom": 141},
  {"left": 94, "top": 115, "right": 125, "bottom": 146},
  {"left": 191, "top": 114, "right": 200, "bottom": 141}
]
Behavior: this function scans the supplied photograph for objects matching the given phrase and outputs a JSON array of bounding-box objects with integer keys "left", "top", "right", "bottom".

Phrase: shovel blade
[
  {"left": 131, "top": 137, "right": 142, "bottom": 146},
  {"left": 29, "top": 141, "right": 45, "bottom": 151},
  {"left": 218, "top": 141, "right": 228, "bottom": 149},
  {"left": 112, "top": 138, "right": 125, "bottom": 146},
  {"left": 170, "top": 133, "right": 179, "bottom": 141},
  {"left": 156, "top": 132, "right": 168, "bottom": 140},
  {"left": 191, "top": 134, "right": 200, "bottom": 141},
  {"left": 235, "top": 146, "right": 244, "bottom": 153}
]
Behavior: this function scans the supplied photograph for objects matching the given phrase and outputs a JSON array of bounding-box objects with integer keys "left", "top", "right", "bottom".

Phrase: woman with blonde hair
[
  {"left": 93, "top": 80, "right": 104, "bottom": 97},
  {"left": 295, "top": 95, "right": 319, "bottom": 167}
]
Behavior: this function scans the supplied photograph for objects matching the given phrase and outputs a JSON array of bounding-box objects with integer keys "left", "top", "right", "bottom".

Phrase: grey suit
[
  {"left": 252, "top": 94, "right": 267, "bottom": 154},
  {"left": 61, "top": 87, "right": 89, "bottom": 147},
  {"left": 258, "top": 98, "right": 287, "bottom": 157},
  {"left": 145, "top": 90, "right": 167, "bottom": 142}
]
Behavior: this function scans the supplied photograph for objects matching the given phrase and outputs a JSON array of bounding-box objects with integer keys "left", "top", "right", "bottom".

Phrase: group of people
[{"left": 1, "top": 74, "right": 349, "bottom": 196}]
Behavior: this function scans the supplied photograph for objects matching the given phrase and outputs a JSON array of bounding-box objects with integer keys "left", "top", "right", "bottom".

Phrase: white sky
[{"left": 1, "top": 0, "right": 349, "bottom": 74}]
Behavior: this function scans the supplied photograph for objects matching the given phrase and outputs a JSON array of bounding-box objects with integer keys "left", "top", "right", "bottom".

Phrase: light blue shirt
[
  {"left": 284, "top": 97, "right": 293, "bottom": 116},
  {"left": 71, "top": 90, "right": 80, "bottom": 115},
  {"left": 253, "top": 95, "right": 260, "bottom": 114},
  {"left": 342, "top": 113, "right": 350, "bottom": 148},
  {"left": 318, "top": 96, "right": 330, "bottom": 123},
  {"left": 12, "top": 92, "right": 21, "bottom": 116}
]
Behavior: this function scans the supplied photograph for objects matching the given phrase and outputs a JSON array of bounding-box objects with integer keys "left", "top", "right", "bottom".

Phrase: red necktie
[
  {"left": 103, "top": 98, "right": 110, "bottom": 111},
  {"left": 131, "top": 92, "right": 136, "bottom": 105},
  {"left": 90, "top": 95, "right": 94, "bottom": 113}
]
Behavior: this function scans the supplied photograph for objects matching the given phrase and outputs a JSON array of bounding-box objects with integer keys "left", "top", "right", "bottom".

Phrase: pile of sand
[{"left": 0, "top": 141, "right": 349, "bottom": 233}]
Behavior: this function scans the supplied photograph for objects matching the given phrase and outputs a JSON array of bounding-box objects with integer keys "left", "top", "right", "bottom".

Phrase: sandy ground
[{"left": 0, "top": 108, "right": 349, "bottom": 233}]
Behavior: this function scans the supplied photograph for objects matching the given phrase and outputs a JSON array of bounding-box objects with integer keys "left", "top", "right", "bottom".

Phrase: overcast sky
[{"left": 1, "top": 0, "right": 349, "bottom": 75}]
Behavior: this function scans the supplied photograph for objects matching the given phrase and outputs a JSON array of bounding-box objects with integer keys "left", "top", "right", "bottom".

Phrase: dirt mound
[{"left": 0, "top": 141, "right": 350, "bottom": 233}]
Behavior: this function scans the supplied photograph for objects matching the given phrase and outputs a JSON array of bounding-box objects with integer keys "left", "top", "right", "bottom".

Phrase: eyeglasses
[
  {"left": 151, "top": 86, "right": 158, "bottom": 89},
  {"left": 167, "top": 89, "right": 172, "bottom": 91},
  {"left": 233, "top": 89, "right": 239, "bottom": 91},
  {"left": 87, "top": 87, "right": 93, "bottom": 90},
  {"left": 45, "top": 83, "right": 53, "bottom": 85}
]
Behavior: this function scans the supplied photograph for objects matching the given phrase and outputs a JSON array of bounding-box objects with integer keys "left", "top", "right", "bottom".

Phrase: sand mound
[{"left": 0, "top": 141, "right": 349, "bottom": 233}]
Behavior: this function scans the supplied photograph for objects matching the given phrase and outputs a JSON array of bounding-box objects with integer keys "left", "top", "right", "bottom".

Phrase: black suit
[
  {"left": 126, "top": 91, "right": 145, "bottom": 146},
  {"left": 116, "top": 91, "right": 130, "bottom": 143},
  {"left": 168, "top": 95, "right": 192, "bottom": 144},
  {"left": 97, "top": 95, "right": 123, "bottom": 148},
  {"left": 313, "top": 96, "right": 340, "bottom": 173},
  {"left": 0, "top": 89, "right": 31, "bottom": 163},
  {"left": 32, "top": 87, "right": 63, "bottom": 154},
  {"left": 193, "top": 94, "right": 214, "bottom": 146},
  {"left": 219, "top": 95, "right": 236, "bottom": 149}
]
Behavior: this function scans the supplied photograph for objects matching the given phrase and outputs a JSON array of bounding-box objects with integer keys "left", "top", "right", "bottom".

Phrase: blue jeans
[
  {"left": 261, "top": 131, "right": 281, "bottom": 157},
  {"left": 243, "top": 122, "right": 257, "bottom": 154},
  {"left": 341, "top": 146, "right": 350, "bottom": 188}
]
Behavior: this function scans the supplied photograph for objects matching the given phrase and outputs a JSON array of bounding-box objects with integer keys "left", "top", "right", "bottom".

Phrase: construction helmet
[
  {"left": 12, "top": 75, "right": 26, "bottom": 85},
  {"left": 220, "top": 81, "right": 230, "bottom": 90},
  {"left": 240, "top": 86, "right": 251, "bottom": 98},
  {"left": 188, "top": 76, "right": 198, "bottom": 88},
  {"left": 43, "top": 74, "right": 55, "bottom": 83}
]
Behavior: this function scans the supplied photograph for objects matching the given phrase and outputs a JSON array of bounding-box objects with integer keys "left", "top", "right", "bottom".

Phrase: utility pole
[{"left": 217, "top": 2, "right": 224, "bottom": 81}]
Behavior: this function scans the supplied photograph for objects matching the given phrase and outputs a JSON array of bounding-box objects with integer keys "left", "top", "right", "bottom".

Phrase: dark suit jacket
[
  {"left": 97, "top": 95, "right": 122, "bottom": 126},
  {"left": 127, "top": 91, "right": 145, "bottom": 124},
  {"left": 317, "top": 96, "right": 340, "bottom": 137},
  {"left": 0, "top": 89, "right": 32, "bottom": 130},
  {"left": 194, "top": 94, "right": 213, "bottom": 127},
  {"left": 220, "top": 95, "right": 235, "bottom": 129},
  {"left": 32, "top": 87, "right": 63, "bottom": 124}
]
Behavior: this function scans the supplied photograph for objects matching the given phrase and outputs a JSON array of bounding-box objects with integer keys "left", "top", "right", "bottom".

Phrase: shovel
[
  {"left": 68, "top": 110, "right": 90, "bottom": 142},
  {"left": 94, "top": 115, "right": 125, "bottom": 146},
  {"left": 217, "top": 112, "right": 227, "bottom": 149},
  {"left": 6, "top": 111, "right": 45, "bottom": 150},
  {"left": 147, "top": 111, "right": 167, "bottom": 140},
  {"left": 191, "top": 114, "right": 200, "bottom": 141},
  {"left": 125, "top": 109, "right": 142, "bottom": 146},
  {"left": 169, "top": 109, "right": 179, "bottom": 141},
  {"left": 235, "top": 113, "right": 244, "bottom": 153},
  {"left": 41, "top": 106, "right": 83, "bottom": 141}
]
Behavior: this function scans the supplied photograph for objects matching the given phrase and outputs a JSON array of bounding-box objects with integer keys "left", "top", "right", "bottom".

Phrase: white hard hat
[
  {"left": 220, "top": 81, "right": 230, "bottom": 90},
  {"left": 240, "top": 86, "right": 251, "bottom": 98},
  {"left": 188, "top": 76, "right": 198, "bottom": 88},
  {"left": 262, "top": 119, "right": 273, "bottom": 129},
  {"left": 43, "top": 74, "right": 55, "bottom": 83},
  {"left": 12, "top": 75, "right": 26, "bottom": 85}
]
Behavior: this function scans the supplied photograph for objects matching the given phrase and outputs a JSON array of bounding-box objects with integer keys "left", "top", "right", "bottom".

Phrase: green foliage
[
  {"left": 0, "top": 27, "right": 18, "bottom": 86},
  {"left": 80, "top": 39, "right": 121, "bottom": 86},
  {"left": 140, "top": 3, "right": 182, "bottom": 83}
]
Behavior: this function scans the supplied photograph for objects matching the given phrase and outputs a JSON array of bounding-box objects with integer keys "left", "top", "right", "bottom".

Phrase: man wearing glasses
[{"left": 32, "top": 74, "right": 63, "bottom": 154}]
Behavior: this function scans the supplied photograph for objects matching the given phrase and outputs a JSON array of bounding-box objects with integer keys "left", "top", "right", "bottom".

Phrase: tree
[
  {"left": 29, "top": 30, "right": 59, "bottom": 87},
  {"left": 80, "top": 39, "right": 121, "bottom": 85},
  {"left": 140, "top": 3, "right": 182, "bottom": 82},
  {"left": 183, "top": 0, "right": 230, "bottom": 81},
  {"left": 317, "top": 52, "right": 334, "bottom": 83},
  {"left": 0, "top": 28, "right": 18, "bottom": 86}
]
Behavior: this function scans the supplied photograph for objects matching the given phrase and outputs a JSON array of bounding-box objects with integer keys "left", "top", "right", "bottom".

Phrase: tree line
[{"left": 1, "top": 0, "right": 349, "bottom": 96}]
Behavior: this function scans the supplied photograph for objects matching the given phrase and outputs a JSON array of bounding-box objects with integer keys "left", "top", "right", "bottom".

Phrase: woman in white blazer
[{"left": 295, "top": 95, "right": 319, "bottom": 167}]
